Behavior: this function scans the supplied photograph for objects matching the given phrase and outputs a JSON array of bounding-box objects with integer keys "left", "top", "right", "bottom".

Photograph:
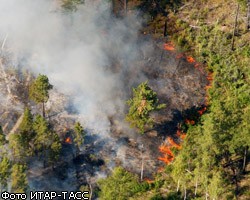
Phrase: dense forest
[{"left": 0, "top": 0, "right": 249, "bottom": 199}]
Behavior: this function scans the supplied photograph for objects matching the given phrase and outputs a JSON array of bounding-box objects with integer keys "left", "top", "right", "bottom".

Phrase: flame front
[
  {"left": 186, "top": 56, "right": 195, "bottom": 63},
  {"left": 65, "top": 137, "right": 72, "bottom": 144},
  {"left": 164, "top": 42, "right": 175, "bottom": 51},
  {"left": 185, "top": 119, "right": 195, "bottom": 125},
  {"left": 158, "top": 41, "right": 213, "bottom": 169}
]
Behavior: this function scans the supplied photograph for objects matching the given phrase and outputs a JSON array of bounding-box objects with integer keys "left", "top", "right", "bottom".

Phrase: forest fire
[
  {"left": 198, "top": 106, "right": 207, "bottom": 115},
  {"left": 159, "top": 145, "right": 174, "bottom": 156},
  {"left": 185, "top": 119, "right": 195, "bottom": 125},
  {"left": 176, "top": 53, "right": 184, "bottom": 59},
  {"left": 65, "top": 137, "right": 72, "bottom": 144},
  {"left": 167, "top": 137, "right": 182, "bottom": 150},
  {"left": 144, "top": 178, "right": 154, "bottom": 184},
  {"left": 186, "top": 56, "right": 195, "bottom": 63},
  {"left": 163, "top": 42, "right": 175, "bottom": 51},
  {"left": 158, "top": 144, "right": 174, "bottom": 164},
  {"left": 176, "top": 129, "right": 186, "bottom": 140},
  {"left": 157, "top": 167, "right": 165, "bottom": 173},
  {"left": 158, "top": 41, "right": 214, "bottom": 168},
  {"left": 207, "top": 72, "right": 213, "bottom": 81}
]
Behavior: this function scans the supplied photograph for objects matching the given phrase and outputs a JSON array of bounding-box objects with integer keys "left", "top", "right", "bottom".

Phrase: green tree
[
  {"left": 9, "top": 134, "right": 25, "bottom": 161},
  {"left": 74, "top": 122, "right": 86, "bottom": 154},
  {"left": 98, "top": 167, "right": 139, "bottom": 200},
  {"left": 61, "top": 0, "right": 84, "bottom": 11},
  {"left": 126, "top": 82, "right": 166, "bottom": 133},
  {"left": 33, "top": 115, "right": 50, "bottom": 151},
  {"left": 19, "top": 108, "right": 34, "bottom": 155},
  {"left": 33, "top": 115, "right": 52, "bottom": 167},
  {"left": 48, "top": 134, "right": 62, "bottom": 168},
  {"left": 0, "top": 157, "right": 11, "bottom": 192},
  {"left": 0, "top": 125, "right": 7, "bottom": 145},
  {"left": 11, "top": 164, "right": 28, "bottom": 193},
  {"left": 29, "top": 74, "right": 53, "bottom": 117},
  {"left": 33, "top": 115, "right": 62, "bottom": 168}
]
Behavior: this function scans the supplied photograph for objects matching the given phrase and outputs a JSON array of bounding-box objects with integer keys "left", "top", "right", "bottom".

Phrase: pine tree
[
  {"left": 74, "top": 122, "right": 85, "bottom": 153},
  {"left": 49, "top": 134, "right": 62, "bottom": 168},
  {"left": 11, "top": 164, "right": 28, "bottom": 193},
  {"left": 33, "top": 115, "right": 62, "bottom": 168},
  {"left": 126, "top": 82, "right": 166, "bottom": 133},
  {"left": 0, "top": 125, "right": 7, "bottom": 145},
  {"left": 98, "top": 167, "right": 139, "bottom": 200},
  {"left": 0, "top": 157, "right": 11, "bottom": 192},
  {"left": 9, "top": 134, "right": 25, "bottom": 161},
  {"left": 19, "top": 108, "right": 34, "bottom": 155},
  {"left": 29, "top": 74, "right": 53, "bottom": 117}
]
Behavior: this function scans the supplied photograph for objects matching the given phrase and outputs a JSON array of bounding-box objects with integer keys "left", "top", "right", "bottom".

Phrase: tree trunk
[
  {"left": 42, "top": 101, "right": 45, "bottom": 118},
  {"left": 124, "top": 0, "right": 127, "bottom": 15},
  {"left": 140, "top": 146, "right": 144, "bottom": 182},
  {"left": 89, "top": 183, "right": 92, "bottom": 200},
  {"left": 231, "top": 166, "right": 239, "bottom": 196},
  {"left": 195, "top": 179, "right": 198, "bottom": 196},
  {"left": 184, "top": 187, "right": 187, "bottom": 200},
  {"left": 163, "top": 19, "right": 167, "bottom": 37},
  {"left": 247, "top": 0, "right": 250, "bottom": 30},
  {"left": 242, "top": 146, "right": 249, "bottom": 173},
  {"left": 231, "top": 4, "right": 240, "bottom": 50}
]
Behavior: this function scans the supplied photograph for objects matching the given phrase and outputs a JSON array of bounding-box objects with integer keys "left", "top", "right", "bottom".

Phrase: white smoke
[{"left": 0, "top": 0, "right": 145, "bottom": 135}]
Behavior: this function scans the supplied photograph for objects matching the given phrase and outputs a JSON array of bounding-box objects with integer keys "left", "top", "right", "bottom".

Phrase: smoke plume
[{"left": 0, "top": 0, "right": 144, "bottom": 135}]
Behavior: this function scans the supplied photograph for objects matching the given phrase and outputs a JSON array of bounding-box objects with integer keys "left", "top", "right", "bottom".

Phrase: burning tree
[
  {"left": 29, "top": 74, "right": 53, "bottom": 118},
  {"left": 126, "top": 82, "right": 166, "bottom": 133}
]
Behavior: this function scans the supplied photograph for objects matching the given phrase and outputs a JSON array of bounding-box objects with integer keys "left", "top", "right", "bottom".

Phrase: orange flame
[
  {"left": 158, "top": 41, "right": 212, "bottom": 168},
  {"left": 176, "top": 129, "right": 187, "bottom": 140},
  {"left": 157, "top": 167, "right": 165, "bottom": 173},
  {"left": 176, "top": 53, "right": 184, "bottom": 59},
  {"left": 180, "top": 134, "right": 186, "bottom": 140},
  {"left": 158, "top": 155, "right": 174, "bottom": 164},
  {"left": 198, "top": 107, "right": 207, "bottom": 115},
  {"left": 144, "top": 178, "right": 154, "bottom": 184},
  {"left": 158, "top": 143, "right": 175, "bottom": 164},
  {"left": 186, "top": 56, "right": 195, "bottom": 63},
  {"left": 159, "top": 145, "right": 174, "bottom": 157},
  {"left": 207, "top": 72, "right": 213, "bottom": 81},
  {"left": 167, "top": 137, "right": 182, "bottom": 150},
  {"left": 164, "top": 42, "right": 175, "bottom": 51},
  {"left": 194, "top": 63, "right": 200, "bottom": 68},
  {"left": 65, "top": 137, "right": 72, "bottom": 144},
  {"left": 185, "top": 119, "right": 195, "bottom": 125},
  {"left": 205, "top": 85, "right": 212, "bottom": 90}
]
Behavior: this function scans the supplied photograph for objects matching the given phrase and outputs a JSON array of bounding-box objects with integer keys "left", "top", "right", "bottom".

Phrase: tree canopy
[
  {"left": 126, "top": 82, "right": 166, "bottom": 133},
  {"left": 0, "top": 156, "right": 11, "bottom": 192},
  {"left": 29, "top": 74, "right": 53, "bottom": 117},
  {"left": 98, "top": 167, "right": 139, "bottom": 200},
  {"left": 10, "top": 164, "right": 28, "bottom": 193}
]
